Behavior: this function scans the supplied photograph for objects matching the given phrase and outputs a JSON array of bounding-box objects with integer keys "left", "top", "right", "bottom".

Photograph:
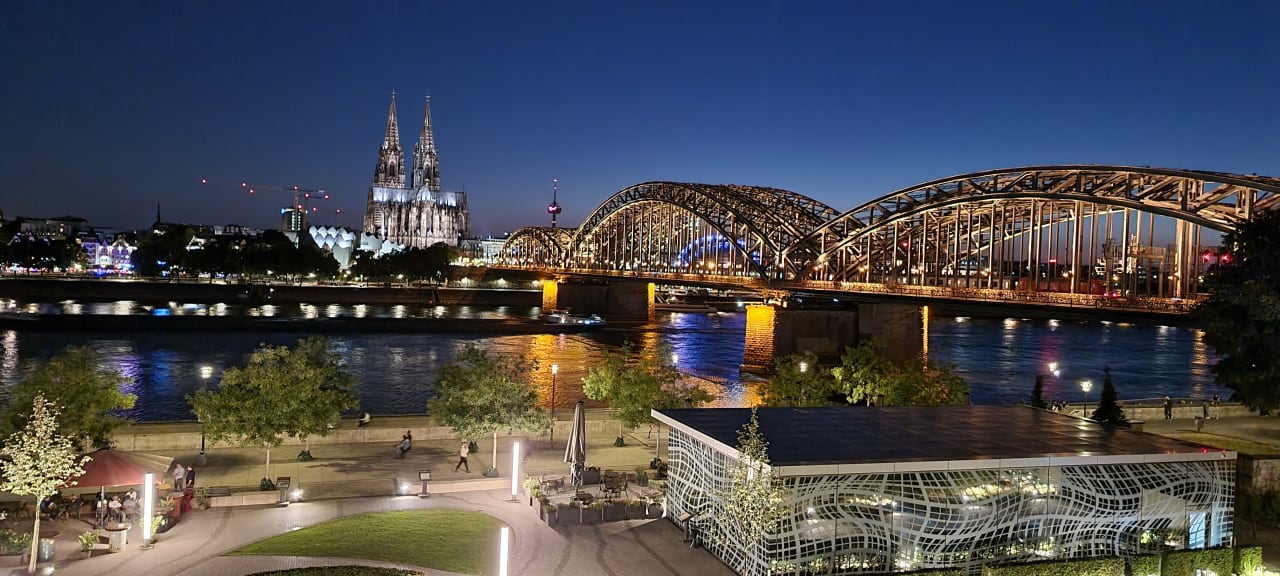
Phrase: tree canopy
[
  {"left": 760, "top": 352, "right": 838, "bottom": 407},
  {"left": 428, "top": 346, "right": 547, "bottom": 442},
  {"left": 831, "top": 340, "right": 969, "bottom": 406},
  {"left": 1, "top": 345, "right": 136, "bottom": 449},
  {"left": 1197, "top": 210, "right": 1280, "bottom": 412},
  {"left": 190, "top": 337, "right": 358, "bottom": 484},
  {"left": 581, "top": 343, "right": 715, "bottom": 441},
  {"left": 0, "top": 395, "right": 89, "bottom": 573}
]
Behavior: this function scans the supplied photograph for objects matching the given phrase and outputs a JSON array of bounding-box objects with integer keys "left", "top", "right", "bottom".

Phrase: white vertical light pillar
[
  {"left": 499, "top": 525, "right": 510, "bottom": 576},
  {"left": 510, "top": 442, "right": 521, "bottom": 502},
  {"left": 142, "top": 472, "right": 155, "bottom": 544}
]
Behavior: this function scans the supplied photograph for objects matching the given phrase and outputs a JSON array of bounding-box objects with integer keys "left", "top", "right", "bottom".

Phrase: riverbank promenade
[
  {"left": 13, "top": 412, "right": 1280, "bottom": 575},
  {"left": 17, "top": 413, "right": 730, "bottom": 576}
]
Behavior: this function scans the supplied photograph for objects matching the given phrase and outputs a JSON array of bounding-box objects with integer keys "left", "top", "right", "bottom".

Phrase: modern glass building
[{"left": 652, "top": 406, "right": 1235, "bottom": 575}]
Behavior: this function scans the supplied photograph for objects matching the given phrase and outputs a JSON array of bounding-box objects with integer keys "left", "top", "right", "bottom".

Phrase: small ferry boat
[{"left": 542, "top": 309, "right": 607, "bottom": 326}]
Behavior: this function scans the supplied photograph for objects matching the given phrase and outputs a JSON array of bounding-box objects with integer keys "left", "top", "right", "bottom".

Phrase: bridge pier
[
  {"left": 742, "top": 303, "right": 925, "bottom": 373},
  {"left": 541, "top": 280, "right": 654, "bottom": 321}
]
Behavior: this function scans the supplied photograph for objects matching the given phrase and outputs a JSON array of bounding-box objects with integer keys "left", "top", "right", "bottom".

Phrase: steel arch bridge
[{"left": 498, "top": 166, "right": 1280, "bottom": 309}]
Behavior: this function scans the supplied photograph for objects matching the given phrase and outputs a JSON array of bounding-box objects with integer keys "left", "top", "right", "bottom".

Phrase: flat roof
[{"left": 652, "top": 406, "right": 1233, "bottom": 474}]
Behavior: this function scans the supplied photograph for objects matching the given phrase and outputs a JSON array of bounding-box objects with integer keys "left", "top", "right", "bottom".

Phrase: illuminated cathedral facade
[{"left": 362, "top": 92, "right": 470, "bottom": 248}]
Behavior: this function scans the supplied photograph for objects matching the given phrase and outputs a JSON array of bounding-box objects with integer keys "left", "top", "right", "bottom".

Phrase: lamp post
[
  {"left": 798, "top": 361, "right": 809, "bottom": 406},
  {"left": 1080, "top": 380, "right": 1093, "bottom": 419},
  {"left": 549, "top": 364, "right": 559, "bottom": 445},
  {"left": 198, "top": 365, "right": 212, "bottom": 466}
]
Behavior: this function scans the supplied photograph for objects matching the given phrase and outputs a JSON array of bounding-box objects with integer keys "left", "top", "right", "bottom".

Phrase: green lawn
[{"left": 232, "top": 509, "right": 504, "bottom": 575}]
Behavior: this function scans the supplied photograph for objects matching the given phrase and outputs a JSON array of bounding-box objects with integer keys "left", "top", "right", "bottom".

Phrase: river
[{"left": 0, "top": 302, "right": 1225, "bottom": 422}]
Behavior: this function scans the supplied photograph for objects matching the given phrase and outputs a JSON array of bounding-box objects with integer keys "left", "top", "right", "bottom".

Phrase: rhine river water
[{"left": 0, "top": 301, "right": 1224, "bottom": 422}]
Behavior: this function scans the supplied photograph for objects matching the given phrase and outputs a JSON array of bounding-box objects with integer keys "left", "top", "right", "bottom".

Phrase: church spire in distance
[
  {"left": 373, "top": 91, "right": 405, "bottom": 187},
  {"left": 412, "top": 94, "right": 441, "bottom": 192}
]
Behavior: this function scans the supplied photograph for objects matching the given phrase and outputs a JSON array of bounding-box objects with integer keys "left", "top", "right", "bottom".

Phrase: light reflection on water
[{"left": 0, "top": 307, "right": 1225, "bottom": 421}]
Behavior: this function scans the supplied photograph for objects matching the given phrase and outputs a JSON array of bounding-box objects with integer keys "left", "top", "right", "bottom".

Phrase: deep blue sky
[{"left": 2, "top": 1, "right": 1277, "bottom": 236}]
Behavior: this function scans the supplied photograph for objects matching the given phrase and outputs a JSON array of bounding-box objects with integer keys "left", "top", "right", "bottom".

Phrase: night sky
[{"left": 1, "top": 1, "right": 1277, "bottom": 237}]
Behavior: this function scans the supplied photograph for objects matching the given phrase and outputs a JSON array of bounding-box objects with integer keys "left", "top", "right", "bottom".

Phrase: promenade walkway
[{"left": 10, "top": 416, "right": 719, "bottom": 576}]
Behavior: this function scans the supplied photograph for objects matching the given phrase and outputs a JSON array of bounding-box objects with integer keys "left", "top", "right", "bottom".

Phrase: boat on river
[{"left": 541, "top": 309, "right": 607, "bottom": 326}]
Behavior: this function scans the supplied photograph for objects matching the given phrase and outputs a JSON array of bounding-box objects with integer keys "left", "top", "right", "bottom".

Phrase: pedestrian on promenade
[
  {"left": 395, "top": 431, "right": 412, "bottom": 459},
  {"left": 455, "top": 441, "right": 470, "bottom": 472},
  {"left": 1163, "top": 396, "right": 1173, "bottom": 420},
  {"left": 358, "top": 412, "right": 372, "bottom": 428},
  {"left": 171, "top": 462, "right": 186, "bottom": 489},
  {"left": 185, "top": 465, "right": 197, "bottom": 489}
]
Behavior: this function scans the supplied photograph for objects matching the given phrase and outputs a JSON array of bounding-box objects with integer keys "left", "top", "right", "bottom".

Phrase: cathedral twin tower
[{"left": 363, "top": 92, "right": 470, "bottom": 248}]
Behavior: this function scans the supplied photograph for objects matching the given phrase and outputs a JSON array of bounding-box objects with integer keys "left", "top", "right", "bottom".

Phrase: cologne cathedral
[{"left": 362, "top": 92, "right": 470, "bottom": 248}]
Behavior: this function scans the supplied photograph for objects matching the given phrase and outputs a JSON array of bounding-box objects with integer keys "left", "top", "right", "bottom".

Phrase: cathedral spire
[
  {"left": 412, "top": 94, "right": 441, "bottom": 192},
  {"left": 373, "top": 91, "right": 405, "bottom": 187}
]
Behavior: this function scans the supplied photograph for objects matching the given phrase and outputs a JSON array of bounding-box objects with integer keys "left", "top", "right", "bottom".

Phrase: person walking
[
  {"left": 1163, "top": 396, "right": 1173, "bottom": 420},
  {"left": 454, "top": 441, "right": 470, "bottom": 472},
  {"left": 185, "top": 465, "right": 197, "bottom": 489},
  {"left": 395, "top": 432, "right": 412, "bottom": 459}
]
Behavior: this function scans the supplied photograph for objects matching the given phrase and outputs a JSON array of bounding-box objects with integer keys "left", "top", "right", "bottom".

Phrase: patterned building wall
[{"left": 665, "top": 428, "right": 1235, "bottom": 575}]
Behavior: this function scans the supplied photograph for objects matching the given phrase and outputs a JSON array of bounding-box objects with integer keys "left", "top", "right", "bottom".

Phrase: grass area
[
  {"left": 232, "top": 509, "right": 503, "bottom": 575},
  {"left": 252, "top": 569, "right": 424, "bottom": 576},
  {"left": 1161, "top": 431, "right": 1280, "bottom": 455}
]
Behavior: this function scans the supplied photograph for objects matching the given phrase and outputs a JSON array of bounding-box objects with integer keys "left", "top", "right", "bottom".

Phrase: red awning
[{"left": 69, "top": 449, "right": 174, "bottom": 490}]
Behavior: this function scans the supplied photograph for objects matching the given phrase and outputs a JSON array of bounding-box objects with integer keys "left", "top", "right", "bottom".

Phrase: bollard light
[
  {"left": 510, "top": 442, "right": 521, "bottom": 502},
  {"left": 499, "top": 526, "right": 510, "bottom": 576},
  {"left": 142, "top": 472, "right": 155, "bottom": 547}
]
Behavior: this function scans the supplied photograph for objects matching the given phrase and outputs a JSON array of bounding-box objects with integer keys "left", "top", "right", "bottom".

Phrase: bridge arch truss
[
  {"left": 497, "top": 226, "right": 575, "bottom": 268},
  {"left": 564, "top": 182, "right": 839, "bottom": 278},
  {"left": 787, "top": 166, "right": 1280, "bottom": 299}
]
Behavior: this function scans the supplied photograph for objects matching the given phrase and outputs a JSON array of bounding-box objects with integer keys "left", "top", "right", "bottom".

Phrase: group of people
[
  {"left": 93, "top": 489, "right": 139, "bottom": 525},
  {"left": 172, "top": 463, "right": 197, "bottom": 489},
  {"left": 1162, "top": 395, "right": 1223, "bottom": 420}
]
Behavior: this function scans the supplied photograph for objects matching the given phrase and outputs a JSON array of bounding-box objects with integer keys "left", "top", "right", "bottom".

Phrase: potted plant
[
  {"left": 0, "top": 529, "right": 29, "bottom": 566},
  {"left": 541, "top": 502, "right": 557, "bottom": 525},
  {"left": 625, "top": 499, "right": 646, "bottom": 520},
  {"left": 78, "top": 530, "right": 98, "bottom": 558},
  {"left": 150, "top": 515, "right": 165, "bottom": 541},
  {"left": 194, "top": 486, "right": 211, "bottom": 510},
  {"left": 555, "top": 503, "right": 577, "bottom": 526},
  {"left": 604, "top": 500, "right": 626, "bottom": 522},
  {"left": 583, "top": 500, "right": 606, "bottom": 524},
  {"left": 633, "top": 467, "right": 649, "bottom": 487}
]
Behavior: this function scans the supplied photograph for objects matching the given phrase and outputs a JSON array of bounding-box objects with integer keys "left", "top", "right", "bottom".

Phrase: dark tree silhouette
[
  {"left": 1029, "top": 375, "right": 1049, "bottom": 409},
  {"left": 1090, "top": 367, "right": 1130, "bottom": 427}
]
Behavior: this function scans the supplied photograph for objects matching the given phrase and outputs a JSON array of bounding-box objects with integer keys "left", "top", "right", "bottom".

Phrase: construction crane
[{"left": 200, "top": 178, "right": 340, "bottom": 230}]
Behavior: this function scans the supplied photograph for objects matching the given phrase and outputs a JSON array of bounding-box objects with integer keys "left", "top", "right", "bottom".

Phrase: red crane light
[
  {"left": 1221, "top": 253, "right": 1232, "bottom": 263},
  {"left": 201, "top": 178, "right": 208, "bottom": 185}
]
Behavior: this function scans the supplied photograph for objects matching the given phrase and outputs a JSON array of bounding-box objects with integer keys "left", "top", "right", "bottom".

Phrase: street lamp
[
  {"left": 798, "top": 361, "right": 809, "bottom": 406},
  {"left": 198, "top": 365, "right": 212, "bottom": 466},
  {"left": 549, "top": 364, "right": 559, "bottom": 445},
  {"left": 1080, "top": 380, "right": 1093, "bottom": 418}
]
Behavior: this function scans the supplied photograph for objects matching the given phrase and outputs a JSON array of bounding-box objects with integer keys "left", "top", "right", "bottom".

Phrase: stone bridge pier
[
  {"left": 741, "top": 303, "right": 925, "bottom": 373},
  {"left": 541, "top": 279, "right": 654, "bottom": 321}
]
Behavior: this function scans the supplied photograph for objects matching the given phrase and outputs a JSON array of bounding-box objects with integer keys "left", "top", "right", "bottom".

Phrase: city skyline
[{"left": 1, "top": 1, "right": 1277, "bottom": 237}]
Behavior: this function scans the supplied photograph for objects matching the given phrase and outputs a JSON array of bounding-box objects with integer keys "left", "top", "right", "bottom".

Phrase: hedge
[
  {"left": 981, "top": 557, "right": 1125, "bottom": 576},
  {"left": 1127, "top": 554, "right": 1161, "bottom": 576},
  {"left": 1235, "top": 545, "right": 1263, "bottom": 575},
  {"left": 1162, "top": 547, "right": 1234, "bottom": 576},
  {"left": 902, "top": 569, "right": 966, "bottom": 576}
]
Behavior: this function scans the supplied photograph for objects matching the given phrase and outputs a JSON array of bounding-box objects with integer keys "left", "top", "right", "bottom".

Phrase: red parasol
[{"left": 69, "top": 449, "right": 174, "bottom": 490}]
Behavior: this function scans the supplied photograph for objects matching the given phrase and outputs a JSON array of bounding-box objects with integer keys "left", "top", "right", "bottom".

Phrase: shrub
[
  {"left": 1162, "top": 547, "right": 1234, "bottom": 576},
  {"left": 981, "top": 556, "right": 1124, "bottom": 576},
  {"left": 1127, "top": 554, "right": 1161, "bottom": 576},
  {"left": 78, "top": 530, "right": 97, "bottom": 552},
  {"left": 1235, "top": 545, "right": 1263, "bottom": 575}
]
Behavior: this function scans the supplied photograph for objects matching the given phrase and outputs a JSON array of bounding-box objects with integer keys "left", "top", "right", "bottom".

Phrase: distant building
[
  {"left": 281, "top": 207, "right": 306, "bottom": 233},
  {"left": 309, "top": 225, "right": 402, "bottom": 269},
  {"left": 363, "top": 92, "right": 470, "bottom": 249}
]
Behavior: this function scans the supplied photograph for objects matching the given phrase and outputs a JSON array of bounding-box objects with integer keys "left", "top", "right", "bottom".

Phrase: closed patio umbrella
[{"left": 563, "top": 401, "right": 587, "bottom": 491}]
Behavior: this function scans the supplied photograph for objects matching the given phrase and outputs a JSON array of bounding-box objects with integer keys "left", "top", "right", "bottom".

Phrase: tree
[
  {"left": 582, "top": 343, "right": 715, "bottom": 445},
  {"left": 831, "top": 340, "right": 969, "bottom": 406},
  {"left": 190, "top": 337, "right": 358, "bottom": 489},
  {"left": 428, "top": 346, "right": 547, "bottom": 476},
  {"left": 1090, "top": 367, "right": 1130, "bottom": 426},
  {"left": 0, "top": 395, "right": 89, "bottom": 574},
  {"left": 1197, "top": 210, "right": 1280, "bottom": 412},
  {"left": 1, "top": 345, "right": 136, "bottom": 449},
  {"left": 709, "top": 408, "right": 786, "bottom": 575},
  {"left": 1029, "top": 375, "right": 1049, "bottom": 409},
  {"left": 761, "top": 352, "right": 836, "bottom": 407}
]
